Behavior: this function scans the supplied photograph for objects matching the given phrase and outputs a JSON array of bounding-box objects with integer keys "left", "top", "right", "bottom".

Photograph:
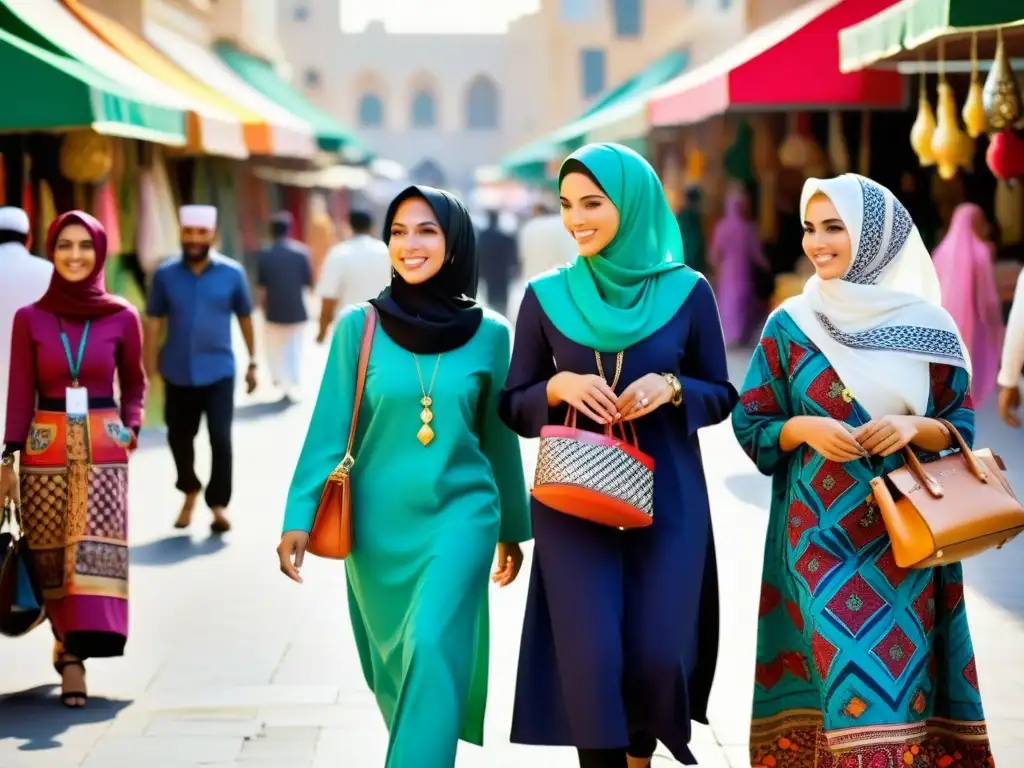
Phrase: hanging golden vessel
[
  {"left": 982, "top": 29, "right": 1024, "bottom": 131},
  {"left": 962, "top": 33, "right": 988, "bottom": 138},
  {"left": 910, "top": 82, "right": 937, "bottom": 166},
  {"left": 932, "top": 80, "right": 970, "bottom": 180}
]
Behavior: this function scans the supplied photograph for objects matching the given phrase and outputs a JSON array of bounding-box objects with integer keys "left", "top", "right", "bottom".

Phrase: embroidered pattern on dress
[{"left": 26, "top": 424, "right": 56, "bottom": 454}]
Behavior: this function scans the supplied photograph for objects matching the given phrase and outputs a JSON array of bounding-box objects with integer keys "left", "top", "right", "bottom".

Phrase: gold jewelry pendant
[{"left": 417, "top": 395, "right": 435, "bottom": 446}]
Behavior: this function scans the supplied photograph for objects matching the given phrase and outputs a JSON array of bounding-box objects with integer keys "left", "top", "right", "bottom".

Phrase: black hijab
[{"left": 369, "top": 185, "right": 483, "bottom": 353}]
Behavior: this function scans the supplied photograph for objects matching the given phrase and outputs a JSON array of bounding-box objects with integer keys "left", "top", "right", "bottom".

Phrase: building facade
[{"left": 277, "top": 0, "right": 768, "bottom": 192}]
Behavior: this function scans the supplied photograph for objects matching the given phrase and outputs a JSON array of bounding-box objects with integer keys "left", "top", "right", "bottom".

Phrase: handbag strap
[
  {"left": 898, "top": 418, "right": 989, "bottom": 499},
  {"left": 563, "top": 407, "right": 639, "bottom": 447},
  {"left": 341, "top": 305, "right": 377, "bottom": 470}
]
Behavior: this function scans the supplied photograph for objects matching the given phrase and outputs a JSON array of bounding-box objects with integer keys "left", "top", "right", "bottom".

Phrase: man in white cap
[
  {"left": 0, "top": 207, "right": 52, "bottom": 460},
  {"left": 144, "top": 204, "right": 257, "bottom": 533}
]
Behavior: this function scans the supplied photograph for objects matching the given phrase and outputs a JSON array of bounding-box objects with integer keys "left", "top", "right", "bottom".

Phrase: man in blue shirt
[
  {"left": 255, "top": 211, "right": 312, "bottom": 400},
  {"left": 144, "top": 205, "right": 257, "bottom": 534}
]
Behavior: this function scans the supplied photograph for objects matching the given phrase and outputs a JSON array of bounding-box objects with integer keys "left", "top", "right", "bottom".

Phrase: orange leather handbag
[
  {"left": 532, "top": 408, "right": 655, "bottom": 529},
  {"left": 307, "top": 306, "right": 377, "bottom": 560},
  {"left": 869, "top": 419, "right": 1024, "bottom": 569}
]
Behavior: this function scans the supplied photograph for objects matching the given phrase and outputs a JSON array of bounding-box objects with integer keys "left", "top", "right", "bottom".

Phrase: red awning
[{"left": 648, "top": 0, "right": 906, "bottom": 128}]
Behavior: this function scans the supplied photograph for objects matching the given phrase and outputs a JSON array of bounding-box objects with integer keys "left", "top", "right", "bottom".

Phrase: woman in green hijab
[{"left": 498, "top": 143, "right": 737, "bottom": 768}]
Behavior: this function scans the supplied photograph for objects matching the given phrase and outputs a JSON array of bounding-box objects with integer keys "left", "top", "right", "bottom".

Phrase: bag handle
[
  {"left": 898, "top": 418, "right": 988, "bottom": 499},
  {"left": 563, "top": 407, "right": 639, "bottom": 447},
  {"left": 336, "top": 305, "right": 377, "bottom": 476}
]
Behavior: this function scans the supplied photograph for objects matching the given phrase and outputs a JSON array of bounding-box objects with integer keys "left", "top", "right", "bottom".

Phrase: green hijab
[{"left": 532, "top": 142, "right": 700, "bottom": 352}]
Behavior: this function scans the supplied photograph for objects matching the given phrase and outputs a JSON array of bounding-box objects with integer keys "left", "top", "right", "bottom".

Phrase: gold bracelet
[{"left": 662, "top": 373, "right": 683, "bottom": 407}]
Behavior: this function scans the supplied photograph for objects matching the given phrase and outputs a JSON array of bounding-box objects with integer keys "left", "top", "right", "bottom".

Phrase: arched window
[
  {"left": 411, "top": 159, "right": 446, "bottom": 188},
  {"left": 411, "top": 90, "right": 436, "bottom": 129},
  {"left": 465, "top": 75, "right": 499, "bottom": 130},
  {"left": 358, "top": 93, "right": 384, "bottom": 129}
]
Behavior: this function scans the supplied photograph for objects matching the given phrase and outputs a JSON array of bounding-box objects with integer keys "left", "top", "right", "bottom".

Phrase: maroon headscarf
[{"left": 35, "top": 210, "right": 132, "bottom": 319}]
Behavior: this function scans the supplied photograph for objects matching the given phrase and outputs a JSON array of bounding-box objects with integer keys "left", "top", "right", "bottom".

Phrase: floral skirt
[{"left": 19, "top": 409, "right": 131, "bottom": 659}]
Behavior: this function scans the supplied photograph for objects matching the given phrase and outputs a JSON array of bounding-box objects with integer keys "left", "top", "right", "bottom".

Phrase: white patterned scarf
[{"left": 782, "top": 174, "right": 970, "bottom": 419}]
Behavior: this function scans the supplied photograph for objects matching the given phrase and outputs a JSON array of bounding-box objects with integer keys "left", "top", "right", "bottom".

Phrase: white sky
[{"left": 340, "top": 0, "right": 541, "bottom": 33}]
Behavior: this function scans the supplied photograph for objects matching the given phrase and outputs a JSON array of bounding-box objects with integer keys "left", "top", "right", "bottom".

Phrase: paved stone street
[{"left": 2, "top": 330, "right": 1024, "bottom": 767}]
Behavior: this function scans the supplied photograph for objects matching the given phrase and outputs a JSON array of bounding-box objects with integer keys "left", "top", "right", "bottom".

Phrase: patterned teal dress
[{"left": 732, "top": 310, "right": 994, "bottom": 768}]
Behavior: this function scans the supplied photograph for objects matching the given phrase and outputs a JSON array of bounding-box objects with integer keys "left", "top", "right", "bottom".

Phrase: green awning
[
  {"left": 0, "top": 26, "right": 186, "bottom": 143},
  {"left": 840, "top": 0, "right": 1024, "bottom": 72},
  {"left": 214, "top": 42, "right": 370, "bottom": 159},
  {"left": 500, "top": 49, "right": 688, "bottom": 181}
]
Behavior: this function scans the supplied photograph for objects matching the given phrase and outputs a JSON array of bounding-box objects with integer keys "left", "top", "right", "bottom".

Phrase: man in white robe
[{"left": 0, "top": 207, "right": 53, "bottom": 443}]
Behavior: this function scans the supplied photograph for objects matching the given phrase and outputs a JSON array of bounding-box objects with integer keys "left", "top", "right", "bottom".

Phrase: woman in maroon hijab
[{"left": 0, "top": 211, "right": 146, "bottom": 707}]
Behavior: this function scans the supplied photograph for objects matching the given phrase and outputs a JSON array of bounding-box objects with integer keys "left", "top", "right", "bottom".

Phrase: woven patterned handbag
[{"left": 533, "top": 409, "right": 654, "bottom": 528}]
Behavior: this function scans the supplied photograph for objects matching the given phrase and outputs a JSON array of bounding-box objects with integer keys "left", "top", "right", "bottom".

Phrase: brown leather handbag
[
  {"left": 869, "top": 419, "right": 1024, "bottom": 569},
  {"left": 307, "top": 306, "right": 377, "bottom": 560}
]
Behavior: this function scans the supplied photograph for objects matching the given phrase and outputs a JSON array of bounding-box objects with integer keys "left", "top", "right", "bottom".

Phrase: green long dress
[{"left": 282, "top": 304, "right": 531, "bottom": 767}]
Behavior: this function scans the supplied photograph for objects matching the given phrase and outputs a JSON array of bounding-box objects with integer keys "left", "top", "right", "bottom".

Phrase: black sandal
[{"left": 55, "top": 659, "right": 87, "bottom": 708}]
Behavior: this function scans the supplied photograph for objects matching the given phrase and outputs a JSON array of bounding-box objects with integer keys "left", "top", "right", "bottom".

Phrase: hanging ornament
[
  {"left": 910, "top": 71, "right": 936, "bottom": 166},
  {"left": 778, "top": 113, "right": 826, "bottom": 173},
  {"left": 982, "top": 28, "right": 1023, "bottom": 132},
  {"left": 985, "top": 129, "right": 1024, "bottom": 181},
  {"left": 684, "top": 147, "right": 705, "bottom": 184},
  {"left": 962, "top": 33, "right": 988, "bottom": 138},
  {"left": 931, "top": 49, "right": 970, "bottom": 181}
]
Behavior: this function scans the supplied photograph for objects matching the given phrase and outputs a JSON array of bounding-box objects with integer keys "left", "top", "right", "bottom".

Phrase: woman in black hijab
[
  {"left": 278, "top": 185, "right": 532, "bottom": 767},
  {"left": 369, "top": 185, "right": 483, "bottom": 351}
]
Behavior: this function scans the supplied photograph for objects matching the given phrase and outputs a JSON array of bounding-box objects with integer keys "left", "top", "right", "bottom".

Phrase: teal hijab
[{"left": 532, "top": 143, "right": 700, "bottom": 352}]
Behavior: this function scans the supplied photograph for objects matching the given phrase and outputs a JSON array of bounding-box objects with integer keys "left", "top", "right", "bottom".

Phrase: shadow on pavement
[
  {"left": 236, "top": 396, "right": 294, "bottom": 421},
  {"left": 0, "top": 686, "right": 130, "bottom": 751},
  {"left": 130, "top": 534, "right": 227, "bottom": 567},
  {"left": 722, "top": 471, "right": 768, "bottom": 507}
]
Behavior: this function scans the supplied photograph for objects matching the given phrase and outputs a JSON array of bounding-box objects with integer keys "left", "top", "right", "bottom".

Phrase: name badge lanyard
[{"left": 59, "top": 319, "right": 91, "bottom": 388}]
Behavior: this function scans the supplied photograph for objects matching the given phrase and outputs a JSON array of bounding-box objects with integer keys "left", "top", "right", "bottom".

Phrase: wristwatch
[
  {"left": 662, "top": 373, "right": 683, "bottom": 407},
  {"left": 1, "top": 453, "right": 15, "bottom": 468}
]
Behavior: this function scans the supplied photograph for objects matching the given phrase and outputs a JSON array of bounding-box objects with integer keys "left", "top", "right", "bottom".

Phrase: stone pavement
[{"left": 1, "top": 337, "right": 1023, "bottom": 767}]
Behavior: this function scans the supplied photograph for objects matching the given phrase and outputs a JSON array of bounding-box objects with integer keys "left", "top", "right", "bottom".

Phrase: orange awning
[{"left": 62, "top": 0, "right": 275, "bottom": 155}]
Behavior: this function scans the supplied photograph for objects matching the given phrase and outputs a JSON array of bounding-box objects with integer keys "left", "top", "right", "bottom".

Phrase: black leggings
[{"left": 577, "top": 732, "right": 656, "bottom": 768}]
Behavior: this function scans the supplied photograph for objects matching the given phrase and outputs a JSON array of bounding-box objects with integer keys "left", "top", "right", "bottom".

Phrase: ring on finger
[{"left": 641, "top": 397, "right": 650, "bottom": 407}]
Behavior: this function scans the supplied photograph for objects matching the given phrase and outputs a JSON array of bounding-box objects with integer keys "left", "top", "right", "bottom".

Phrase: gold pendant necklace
[{"left": 413, "top": 353, "right": 442, "bottom": 446}]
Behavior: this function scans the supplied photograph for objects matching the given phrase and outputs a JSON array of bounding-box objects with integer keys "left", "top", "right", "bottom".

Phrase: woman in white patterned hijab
[{"left": 783, "top": 173, "right": 969, "bottom": 419}]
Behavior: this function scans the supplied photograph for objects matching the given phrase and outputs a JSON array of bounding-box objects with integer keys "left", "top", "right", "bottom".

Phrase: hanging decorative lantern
[
  {"left": 932, "top": 78, "right": 970, "bottom": 180},
  {"left": 962, "top": 33, "right": 988, "bottom": 138},
  {"left": 59, "top": 130, "right": 113, "bottom": 184},
  {"left": 982, "top": 28, "right": 1023, "bottom": 132},
  {"left": 778, "top": 113, "right": 826, "bottom": 173},
  {"left": 910, "top": 72, "right": 937, "bottom": 166},
  {"left": 684, "top": 147, "right": 705, "bottom": 184},
  {"left": 985, "top": 129, "right": 1024, "bottom": 181}
]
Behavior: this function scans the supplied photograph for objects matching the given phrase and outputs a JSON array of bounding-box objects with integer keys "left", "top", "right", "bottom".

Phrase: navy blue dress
[{"left": 498, "top": 279, "right": 738, "bottom": 763}]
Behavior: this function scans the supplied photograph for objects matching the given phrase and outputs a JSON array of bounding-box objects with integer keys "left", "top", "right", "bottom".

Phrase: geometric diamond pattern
[
  {"left": 740, "top": 382, "right": 781, "bottom": 416},
  {"left": 760, "top": 337, "right": 783, "bottom": 380},
  {"left": 871, "top": 623, "right": 917, "bottom": 679},
  {"left": 912, "top": 580, "right": 936, "bottom": 635},
  {"left": 811, "top": 461, "right": 856, "bottom": 510},
  {"left": 794, "top": 542, "right": 841, "bottom": 595},
  {"left": 811, "top": 631, "right": 838, "bottom": 678},
  {"left": 825, "top": 573, "right": 887, "bottom": 636},
  {"left": 735, "top": 325, "right": 991, "bottom": 764},
  {"left": 838, "top": 496, "right": 887, "bottom": 551},
  {"left": 806, "top": 366, "right": 853, "bottom": 421},
  {"left": 963, "top": 655, "right": 980, "bottom": 691},
  {"left": 787, "top": 498, "right": 816, "bottom": 548},
  {"left": 874, "top": 546, "right": 911, "bottom": 590}
]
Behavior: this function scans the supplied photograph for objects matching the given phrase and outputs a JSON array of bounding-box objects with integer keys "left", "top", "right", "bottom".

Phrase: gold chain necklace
[
  {"left": 594, "top": 350, "right": 624, "bottom": 390},
  {"left": 413, "top": 353, "right": 442, "bottom": 446}
]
